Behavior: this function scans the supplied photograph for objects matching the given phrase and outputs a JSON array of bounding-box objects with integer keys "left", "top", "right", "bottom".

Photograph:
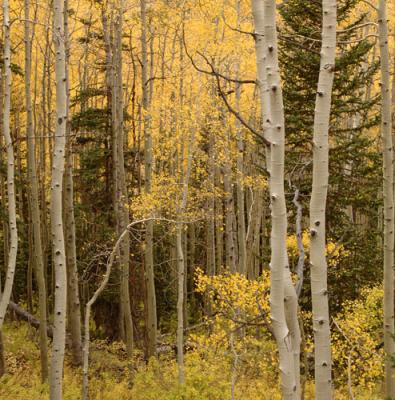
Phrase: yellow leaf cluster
[
  {"left": 286, "top": 231, "right": 351, "bottom": 267},
  {"left": 331, "top": 286, "right": 384, "bottom": 390}
]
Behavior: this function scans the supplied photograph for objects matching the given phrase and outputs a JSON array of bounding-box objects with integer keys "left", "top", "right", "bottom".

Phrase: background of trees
[{"left": 0, "top": 0, "right": 394, "bottom": 399}]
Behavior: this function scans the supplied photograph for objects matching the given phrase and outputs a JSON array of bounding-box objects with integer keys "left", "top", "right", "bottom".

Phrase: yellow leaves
[
  {"left": 286, "top": 231, "right": 350, "bottom": 267},
  {"left": 194, "top": 268, "right": 272, "bottom": 353},
  {"left": 130, "top": 172, "right": 204, "bottom": 221},
  {"left": 331, "top": 286, "right": 384, "bottom": 390},
  {"left": 195, "top": 268, "right": 271, "bottom": 319},
  {"left": 242, "top": 174, "right": 268, "bottom": 190}
]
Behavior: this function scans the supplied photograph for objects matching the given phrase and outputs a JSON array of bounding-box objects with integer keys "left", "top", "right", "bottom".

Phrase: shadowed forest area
[{"left": 0, "top": 0, "right": 395, "bottom": 399}]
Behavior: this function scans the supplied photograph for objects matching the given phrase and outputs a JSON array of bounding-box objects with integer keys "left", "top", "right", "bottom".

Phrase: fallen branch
[{"left": 8, "top": 301, "right": 54, "bottom": 339}]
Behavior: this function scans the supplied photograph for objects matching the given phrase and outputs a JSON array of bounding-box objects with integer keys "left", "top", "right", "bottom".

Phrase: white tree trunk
[
  {"left": 256, "top": 1, "right": 298, "bottom": 398},
  {"left": 25, "top": 0, "right": 49, "bottom": 380},
  {"left": 309, "top": 1, "right": 336, "bottom": 398},
  {"left": 0, "top": 0, "right": 18, "bottom": 332},
  {"left": 377, "top": 0, "right": 395, "bottom": 397},
  {"left": 49, "top": 0, "right": 68, "bottom": 397}
]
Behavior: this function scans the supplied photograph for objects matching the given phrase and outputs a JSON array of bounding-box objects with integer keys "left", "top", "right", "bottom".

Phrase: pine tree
[{"left": 279, "top": 0, "right": 381, "bottom": 307}]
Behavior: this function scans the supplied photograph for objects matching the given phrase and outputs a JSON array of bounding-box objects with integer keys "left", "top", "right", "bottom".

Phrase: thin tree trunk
[
  {"left": 0, "top": 66, "right": 9, "bottom": 281},
  {"left": 24, "top": 0, "right": 49, "bottom": 381},
  {"left": 377, "top": 0, "right": 395, "bottom": 397},
  {"left": 40, "top": 18, "right": 51, "bottom": 306},
  {"left": 49, "top": 0, "right": 68, "bottom": 397},
  {"left": 0, "top": 0, "right": 18, "bottom": 332},
  {"left": 141, "top": 0, "right": 157, "bottom": 359},
  {"left": 175, "top": 227, "right": 185, "bottom": 380},
  {"left": 63, "top": 0, "right": 82, "bottom": 367},
  {"left": 215, "top": 164, "right": 224, "bottom": 272},
  {"left": 207, "top": 132, "right": 216, "bottom": 277},
  {"left": 293, "top": 190, "right": 305, "bottom": 298},
  {"left": 176, "top": 126, "right": 195, "bottom": 385},
  {"left": 27, "top": 216, "right": 34, "bottom": 313},
  {"left": 114, "top": 1, "right": 134, "bottom": 356},
  {"left": 235, "top": 0, "right": 247, "bottom": 276},
  {"left": 0, "top": 331, "right": 5, "bottom": 376},
  {"left": 309, "top": 1, "right": 336, "bottom": 398},
  {"left": 82, "top": 225, "right": 130, "bottom": 400},
  {"left": 223, "top": 135, "right": 237, "bottom": 273},
  {"left": 82, "top": 218, "right": 157, "bottom": 399}
]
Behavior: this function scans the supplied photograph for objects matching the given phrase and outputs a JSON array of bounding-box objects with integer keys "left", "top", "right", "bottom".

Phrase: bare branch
[
  {"left": 194, "top": 51, "right": 269, "bottom": 145},
  {"left": 182, "top": 29, "right": 256, "bottom": 85}
]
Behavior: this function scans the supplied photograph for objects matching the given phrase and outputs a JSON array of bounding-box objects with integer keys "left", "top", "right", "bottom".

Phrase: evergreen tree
[{"left": 279, "top": 0, "right": 381, "bottom": 308}]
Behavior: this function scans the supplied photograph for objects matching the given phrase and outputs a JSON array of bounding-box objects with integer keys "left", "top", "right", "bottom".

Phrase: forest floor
[{"left": 0, "top": 322, "right": 384, "bottom": 400}]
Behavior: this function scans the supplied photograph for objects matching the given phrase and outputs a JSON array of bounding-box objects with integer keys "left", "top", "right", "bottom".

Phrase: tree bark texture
[
  {"left": 0, "top": 0, "right": 18, "bottom": 332},
  {"left": 24, "top": 0, "right": 49, "bottom": 381},
  {"left": 377, "top": 1, "right": 395, "bottom": 397},
  {"left": 49, "top": 0, "right": 68, "bottom": 397},
  {"left": 309, "top": 1, "right": 336, "bottom": 398}
]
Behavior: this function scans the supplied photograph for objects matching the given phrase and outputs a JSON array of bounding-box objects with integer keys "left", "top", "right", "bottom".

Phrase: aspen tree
[
  {"left": 252, "top": 0, "right": 301, "bottom": 395},
  {"left": 207, "top": 131, "right": 217, "bottom": 277},
  {"left": 0, "top": 331, "right": 4, "bottom": 376},
  {"left": 103, "top": 3, "right": 131, "bottom": 346},
  {"left": 40, "top": 13, "right": 52, "bottom": 285},
  {"left": 223, "top": 131, "right": 237, "bottom": 273},
  {"left": 176, "top": 129, "right": 195, "bottom": 384},
  {"left": 252, "top": 1, "right": 298, "bottom": 397},
  {"left": 141, "top": 0, "right": 157, "bottom": 358},
  {"left": 309, "top": 0, "right": 336, "bottom": 398},
  {"left": 63, "top": 0, "right": 82, "bottom": 367},
  {"left": 377, "top": 0, "right": 395, "bottom": 396},
  {"left": 113, "top": 0, "right": 134, "bottom": 356},
  {"left": 0, "top": 0, "right": 18, "bottom": 333},
  {"left": 0, "top": 63, "right": 8, "bottom": 286},
  {"left": 235, "top": 0, "right": 247, "bottom": 276},
  {"left": 24, "top": 0, "right": 49, "bottom": 380},
  {"left": 49, "top": 0, "right": 68, "bottom": 397},
  {"left": 215, "top": 164, "right": 224, "bottom": 271}
]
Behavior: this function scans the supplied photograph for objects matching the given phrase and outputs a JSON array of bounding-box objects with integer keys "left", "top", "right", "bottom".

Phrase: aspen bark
[
  {"left": 251, "top": 0, "right": 271, "bottom": 170},
  {"left": 257, "top": 1, "right": 298, "bottom": 398},
  {"left": 309, "top": 1, "right": 336, "bottom": 398},
  {"left": 24, "top": 0, "right": 49, "bottom": 381},
  {"left": 0, "top": 68, "right": 9, "bottom": 281},
  {"left": 293, "top": 190, "right": 305, "bottom": 298},
  {"left": 215, "top": 164, "right": 224, "bottom": 272},
  {"left": 207, "top": 132, "right": 216, "bottom": 277},
  {"left": 40, "top": 18, "right": 51, "bottom": 297},
  {"left": 223, "top": 135, "right": 237, "bottom": 273},
  {"left": 113, "top": 1, "right": 134, "bottom": 356},
  {"left": 141, "top": 0, "right": 157, "bottom": 358},
  {"left": 176, "top": 125, "right": 195, "bottom": 384},
  {"left": 284, "top": 267, "right": 301, "bottom": 398},
  {"left": 235, "top": 102, "right": 247, "bottom": 275},
  {"left": 0, "top": 331, "right": 4, "bottom": 376},
  {"left": 235, "top": 0, "right": 247, "bottom": 276},
  {"left": 63, "top": 0, "right": 82, "bottom": 367},
  {"left": 49, "top": 0, "right": 68, "bottom": 397},
  {"left": 0, "top": 0, "right": 18, "bottom": 332},
  {"left": 377, "top": 0, "right": 395, "bottom": 397}
]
